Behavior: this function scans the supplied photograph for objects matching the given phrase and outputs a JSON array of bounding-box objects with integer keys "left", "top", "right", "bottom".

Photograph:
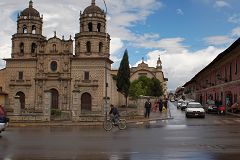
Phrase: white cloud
[
  {"left": 232, "top": 27, "right": 240, "bottom": 37},
  {"left": 0, "top": 59, "right": 5, "bottom": 69},
  {"left": 228, "top": 14, "right": 240, "bottom": 24},
  {"left": 176, "top": 9, "right": 184, "bottom": 15},
  {"left": 110, "top": 38, "right": 124, "bottom": 64},
  {"left": 214, "top": 1, "right": 230, "bottom": 8},
  {"left": 134, "top": 46, "right": 224, "bottom": 90},
  {"left": 133, "top": 36, "right": 188, "bottom": 54},
  {"left": 203, "top": 36, "right": 233, "bottom": 46}
]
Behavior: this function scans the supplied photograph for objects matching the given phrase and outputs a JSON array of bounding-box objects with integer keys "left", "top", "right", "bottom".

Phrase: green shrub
[{"left": 51, "top": 109, "right": 62, "bottom": 116}]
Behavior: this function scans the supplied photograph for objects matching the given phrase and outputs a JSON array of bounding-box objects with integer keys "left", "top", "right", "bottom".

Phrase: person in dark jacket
[
  {"left": 109, "top": 104, "right": 119, "bottom": 124},
  {"left": 158, "top": 99, "right": 163, "bottom": 112},
  {"left": 144, "top": 98, "right": 151, "bottom": 118}
]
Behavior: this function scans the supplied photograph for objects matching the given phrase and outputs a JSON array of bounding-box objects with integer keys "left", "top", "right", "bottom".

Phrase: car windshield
[
  {"left": 187, "top": 103, "right": 203, "bottom": 108},
  {"left": 207, "top": 100, "right": 215, "bottom": 105}
]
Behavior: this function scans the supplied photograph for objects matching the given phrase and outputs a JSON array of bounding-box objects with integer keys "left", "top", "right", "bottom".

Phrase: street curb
[
  {"left": 8, "top": 117, "right": 174, "bottom": 127},
  {"left": 226, "top": 112, "right": 240, "bottom": 118},
  {"left": 127, "top": 117, "right": 174, "bottom": 124}
]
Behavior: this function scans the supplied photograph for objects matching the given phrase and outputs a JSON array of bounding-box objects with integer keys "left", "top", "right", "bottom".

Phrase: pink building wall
[{"left": 184, "top": 38, "right": 240, "bottom": 109}]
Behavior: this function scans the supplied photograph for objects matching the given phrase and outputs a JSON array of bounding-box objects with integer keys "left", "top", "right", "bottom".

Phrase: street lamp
[{"left": 102, "top": 0, "right": 108, "bottom": 120}]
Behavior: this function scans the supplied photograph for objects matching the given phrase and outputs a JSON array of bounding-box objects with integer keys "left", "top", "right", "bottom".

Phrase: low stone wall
[{"left": 7, "top": 114, "right": 49, "bottom": 122}]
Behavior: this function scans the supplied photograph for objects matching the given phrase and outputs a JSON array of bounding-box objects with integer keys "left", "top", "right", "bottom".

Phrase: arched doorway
[
  {"left": 225, "top": 91, "right": 233, "bottom": 109},
  {"left": 16, "top": 91, "right": 25, "bottom": 110},
  {"left": 81, "top": 92, "right": 92, "bottom": 112},
  {"left": 50, "top": 89, "right": 59, "bottom": 109}
]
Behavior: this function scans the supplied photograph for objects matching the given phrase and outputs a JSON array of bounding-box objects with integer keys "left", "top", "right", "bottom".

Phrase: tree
[
  {"left": 129, "top": 80, "right": 146, "bottom": 100},
  {"left": 149, "top": 77, "right": 163, "bottom": 97},
  {"left": 116, "top": 49, "right": 130, "bottom": 107},
  {"left": 129, "top": 76, "right": 164, "bottom": 98}
]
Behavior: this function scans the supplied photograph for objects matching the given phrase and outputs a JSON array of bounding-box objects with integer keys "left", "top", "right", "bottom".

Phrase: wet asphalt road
[{"left": 1, "top": 102, "right": 240, "bottom": 160}]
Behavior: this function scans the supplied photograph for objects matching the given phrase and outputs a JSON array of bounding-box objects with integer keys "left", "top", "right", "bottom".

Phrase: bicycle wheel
[
  {"left": 103, "top": 120, "right": 113, "bottom": 131},
  {"left": 118, "top": 119, "right": 127, "bottom": 130}
]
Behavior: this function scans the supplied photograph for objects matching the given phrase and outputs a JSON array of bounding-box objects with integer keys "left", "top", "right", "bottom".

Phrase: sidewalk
[
  {"left": 226, "top": 111, "right": 240, "bottom": 118},
  {"left": 8, "top": 109, "right": 173, "bottom": 127}
]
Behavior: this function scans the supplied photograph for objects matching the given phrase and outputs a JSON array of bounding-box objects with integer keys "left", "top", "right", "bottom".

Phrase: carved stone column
[
  {"left": 14, "top": 95, "right": 21, "bottom": 114},
  {"left": 43, "top": 90, "right": 51, "bottom": 121},
  {"left": 72, "top": 89, "right": 81, "bottom": 121}
]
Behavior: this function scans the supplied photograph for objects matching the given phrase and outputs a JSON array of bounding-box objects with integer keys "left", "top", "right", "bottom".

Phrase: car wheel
[{"left": 186, "top": 114, "right": 189, "bottom": 118}]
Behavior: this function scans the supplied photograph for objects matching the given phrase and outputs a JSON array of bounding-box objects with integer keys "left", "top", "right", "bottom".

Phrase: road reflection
[{"left": 2, "top": 152, "right": 240, "bottom": 160}]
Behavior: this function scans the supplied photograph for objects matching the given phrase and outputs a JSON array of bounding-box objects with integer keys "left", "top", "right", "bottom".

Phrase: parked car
[
  {"left": 185, "top": 102, "right": 205, "bottom": 118},
  {"left": 0, "top": 121, "right": 7, "bottom": 133},
  {"left": 0, "top": 105, "right": 8, "bottom": 133},
  {"left": 206, "top": 100, "right": 218, "bottom": 113},
  {"left": 177, "top": 99, "right": 183, "bottom": 109},
  {"left": 180, "top": 100, "right": 188, "bottom": 111}
]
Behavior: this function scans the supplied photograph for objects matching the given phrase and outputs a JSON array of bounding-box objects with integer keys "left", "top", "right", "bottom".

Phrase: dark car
[
  {"left": 206, "top": 100, "right": 218, "bottom": 113},
  {"left": 0, "top": 105, "right": 8, "bottom": 133}
]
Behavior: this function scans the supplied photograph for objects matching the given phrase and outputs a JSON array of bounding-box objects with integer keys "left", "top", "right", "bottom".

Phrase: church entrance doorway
[
  {"left": 16, "top": 91, "right": 25, "bottom": 111},
  {"left": 50, "top": 88, "right": 60, "bottom": 120},
  {"left": 50, "top": 88, "right": 59, "bottom": 109},
  {"left": 81, "top": 92, "right": 92, "bottom": 113}
]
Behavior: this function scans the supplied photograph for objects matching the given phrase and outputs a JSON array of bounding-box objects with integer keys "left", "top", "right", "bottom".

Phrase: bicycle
[{"left": 103, "top": 117, "right": 127, "bottom": 131}]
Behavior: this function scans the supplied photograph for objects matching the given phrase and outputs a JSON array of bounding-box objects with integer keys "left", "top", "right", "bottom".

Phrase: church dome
[
  {"left": 21, "top": 1, "right": 40, "bottom": 17},
  {"left": 83, "top": 0, "right": 104, "bottom": 14}
]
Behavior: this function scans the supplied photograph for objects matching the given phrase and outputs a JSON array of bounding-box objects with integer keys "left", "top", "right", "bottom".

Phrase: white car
[
  {"left": 185, "top": 102, "right": 205, "bottom": 118},
  {"left": 180, "top": 101, "right": 188, "bottom": 111},
  {"left": 0, "top": 122, "right": 6, "bottom": 133},
  {"left": 177, "top": 99, "right": 183, "bottom": 109}
]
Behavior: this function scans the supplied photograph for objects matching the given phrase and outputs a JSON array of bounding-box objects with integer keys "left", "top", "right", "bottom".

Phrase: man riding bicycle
[{"left": 109, "top": 104, "right": 120, "bottom": 125}]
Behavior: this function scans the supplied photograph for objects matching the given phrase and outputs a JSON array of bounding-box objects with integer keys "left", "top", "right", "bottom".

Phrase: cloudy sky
[{"left": 0, "top": 0, "right": 240, "bottom": 91}]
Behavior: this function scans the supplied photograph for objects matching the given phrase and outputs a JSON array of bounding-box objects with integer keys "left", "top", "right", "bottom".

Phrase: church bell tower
[
  {"left": 12, "top": 0, "right": 45, "bottom": 58},
  {"left": 75, "top": 0, "right": 110, "bottom": 58}
]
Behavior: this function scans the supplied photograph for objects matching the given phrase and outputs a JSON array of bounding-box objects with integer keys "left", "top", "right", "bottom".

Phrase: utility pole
[{"left": 103, "top": 0, "right": 108, "bottom": 121}]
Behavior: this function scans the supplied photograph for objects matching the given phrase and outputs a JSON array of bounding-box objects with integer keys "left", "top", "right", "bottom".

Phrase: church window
[
  {"left": 97, "top": 23, "right": 101, "bottom": 32},
  {"left": 20, "top": 42, "right": 24, "bottom": 54},
  {"left": 23, "top": 25, "right": 27, "bottom": 33},
  {"left": 31, "top": 43, "right": 37, "bottom": 53},
  {"left": 32, "top": 25, "right": 36, "bottom": 34},
  {"left": 88, "top": 22, "right": 93, "bottom": 32},
  {"left": 99, "top": 42, "right": 103, "bottom": 52},
  {"left": 18, "top": 71, "right": 23, "bottom": 80},
  {"left": 86, "top": 41, "right": 91, "bottom": 52},
  {"left": 84, "top": 71, "right": 90, "bottom": 80},
  {"left": 50, "top": 61, "right": 57, "bottom": 72}
]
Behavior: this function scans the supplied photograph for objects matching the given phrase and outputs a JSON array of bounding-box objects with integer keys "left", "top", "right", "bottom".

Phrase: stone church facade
[{"left": 0, "top": 0, "right": 167, "bottom": 121}]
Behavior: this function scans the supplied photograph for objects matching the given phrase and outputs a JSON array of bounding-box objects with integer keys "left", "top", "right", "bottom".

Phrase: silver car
[
  {"left": 185, "top": 102, "right": 205, "bottom": 118},
  {"left": 0, "top": 122, "right": 6, "bottom": 133}
]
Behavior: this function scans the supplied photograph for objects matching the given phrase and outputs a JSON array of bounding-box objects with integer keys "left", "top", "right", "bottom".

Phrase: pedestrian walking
[
  {"left": 163, "top": 98, "right": 168, "bottom": 109},
  {"left": 152, "top": 101, "right": 158, "bottom": 112},
  {"left": 158, "top": 99, "right": 163, "bottom": 112},
  {"left": 144, "top": 98, "right": 151, "bottom": 118}
]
